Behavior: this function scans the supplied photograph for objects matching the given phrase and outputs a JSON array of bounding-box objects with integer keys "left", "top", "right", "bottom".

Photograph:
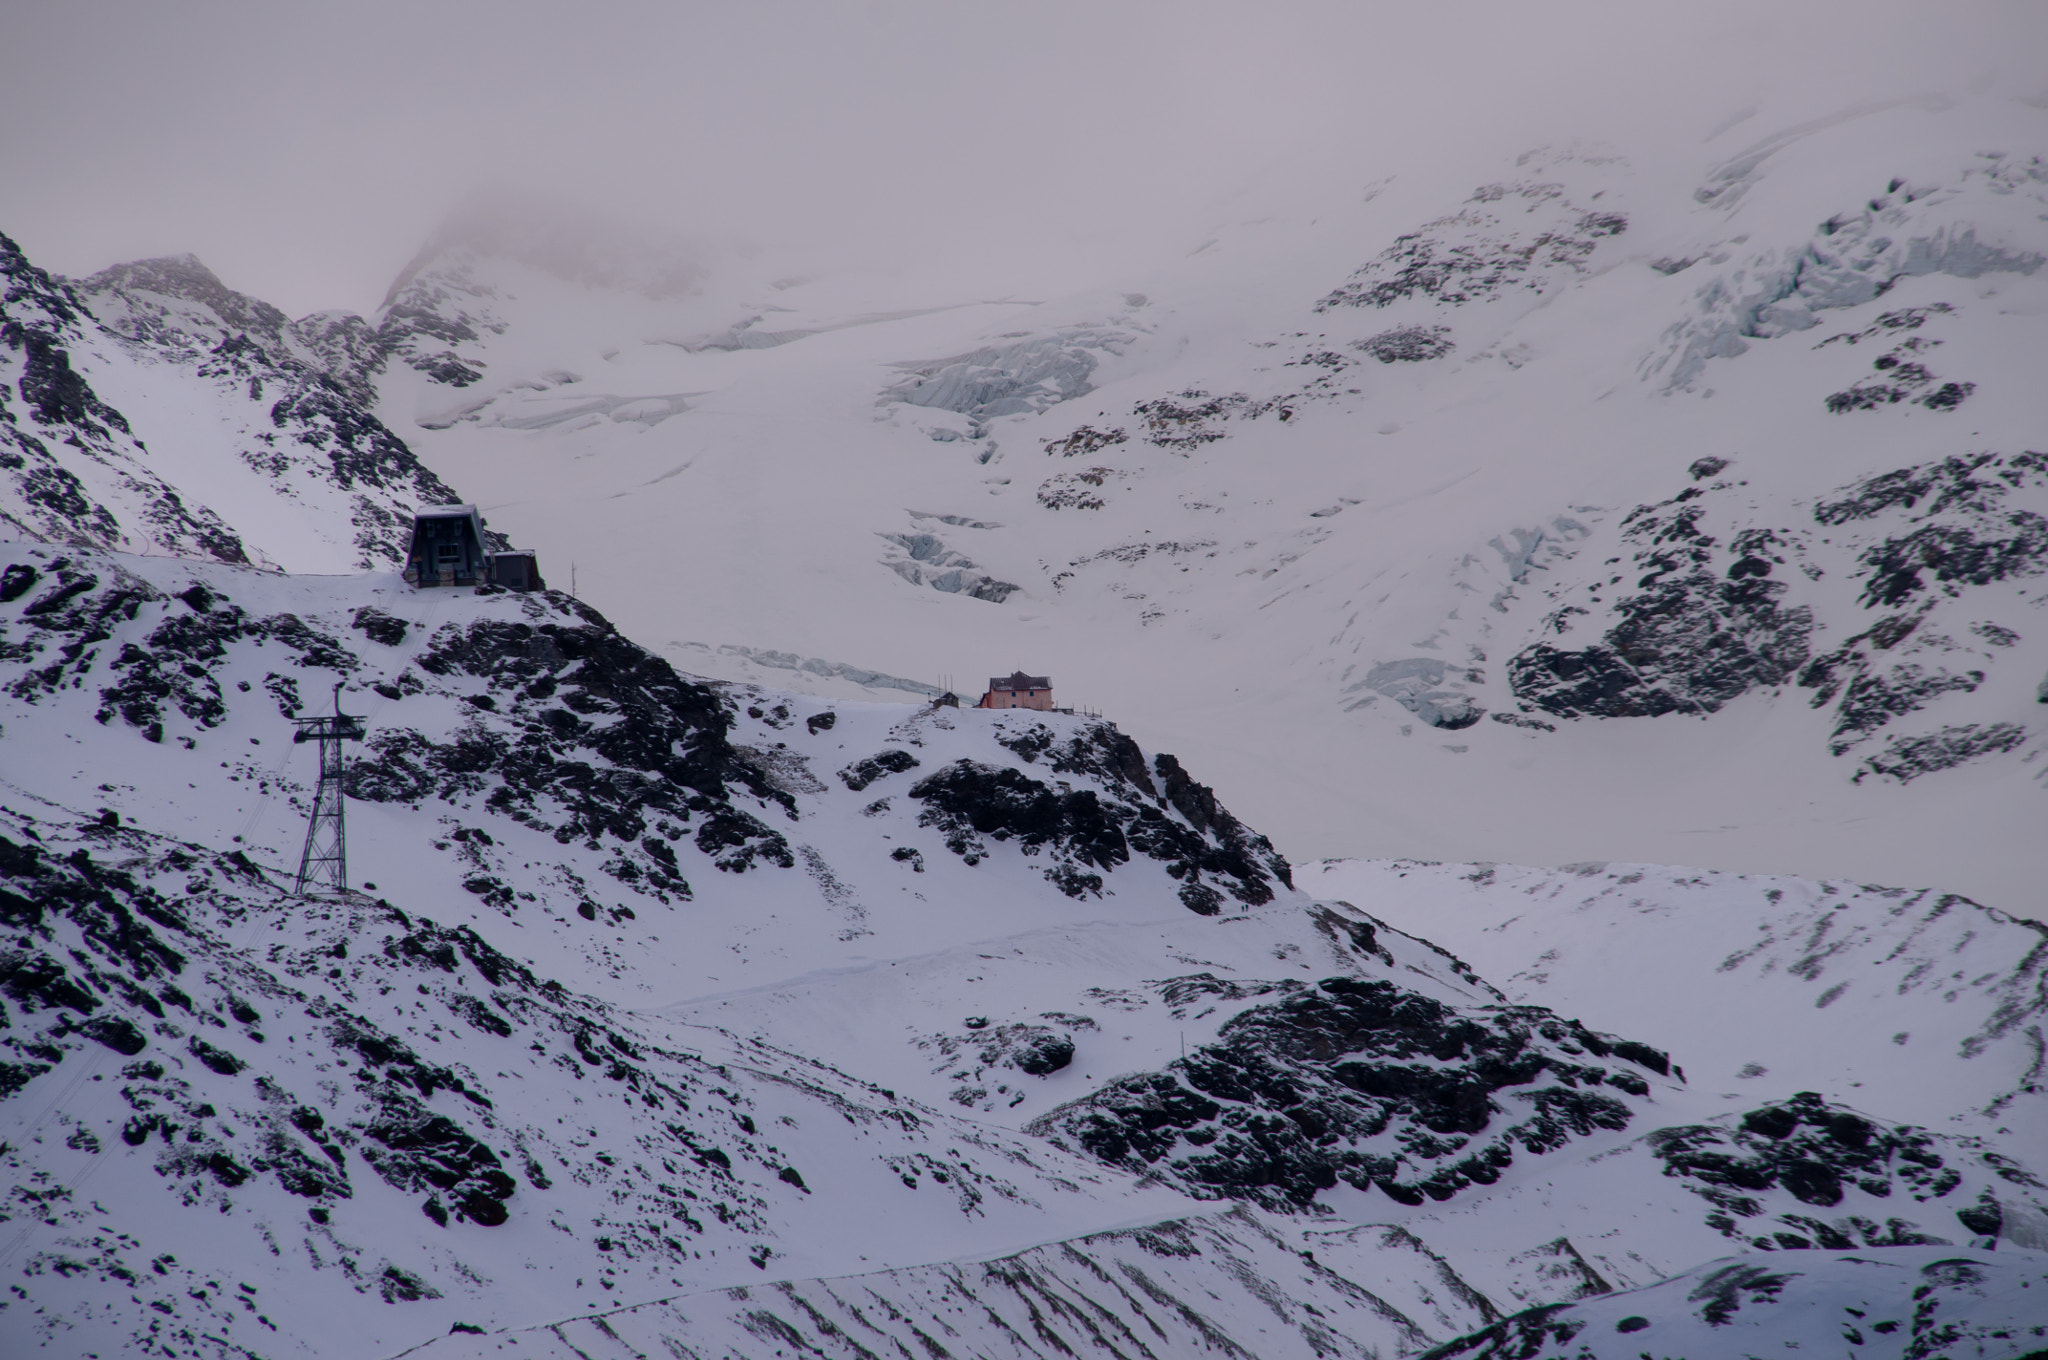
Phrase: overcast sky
[{"left": 2, "top": 1, "right": 2041, "bottom": 316}]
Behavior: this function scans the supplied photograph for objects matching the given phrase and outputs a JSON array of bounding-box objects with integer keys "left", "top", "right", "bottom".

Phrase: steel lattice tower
[{"left": 293, "top": 684, "right": 366, "bottom": 896}]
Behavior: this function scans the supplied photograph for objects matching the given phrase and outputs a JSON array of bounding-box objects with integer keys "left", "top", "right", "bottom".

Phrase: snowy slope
[
  {"left": 0, "top": 542, "right": 1270, "bottom": 1354},
  {"left": 4, "top": 541, "right": 2045, "bottom": 1358},
  {"left": 231, "top": 94, "right": 2046, "bottom": 918},
  {"left": 1303, "top": 858, "right": 2048, "bottom": 1135},
  {"left": 1416, "top": 1245, "right": 2048, "bottom": 1360},
  {"left": 0, "top": 237, "right": 476, "bottom": 574}
]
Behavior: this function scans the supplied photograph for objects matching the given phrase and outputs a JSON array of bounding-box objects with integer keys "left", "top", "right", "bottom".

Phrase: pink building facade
[{"left": 977, "top": 672, "right": 1053, "bottom": 710}]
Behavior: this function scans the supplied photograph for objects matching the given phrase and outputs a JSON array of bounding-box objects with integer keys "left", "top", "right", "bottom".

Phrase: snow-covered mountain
[
  {"left": 2, "top": 541, "right": 2043, "bottom": 1357},
  {"left": 5, "top": 76, "right": 2048, "bottom": 1360},
  {"left": 1, "top": 238, "right": 479, "bottom": 575},
  {"left": 54, "top": 97, "right": 2036, "bottom": 913}
]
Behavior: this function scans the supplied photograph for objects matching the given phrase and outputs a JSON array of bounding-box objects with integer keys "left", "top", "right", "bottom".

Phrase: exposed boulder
[
  {"left": 908, "top": 721, "right": 1289, "bottom": 911},
  {"left": 1037, "top": 974, "right": 1669, "bottom": 1211}
]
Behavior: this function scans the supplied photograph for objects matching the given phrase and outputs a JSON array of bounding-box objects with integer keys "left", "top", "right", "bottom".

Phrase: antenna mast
[{"left": 293, "top": 683, "right": 367, "bottom": 896}]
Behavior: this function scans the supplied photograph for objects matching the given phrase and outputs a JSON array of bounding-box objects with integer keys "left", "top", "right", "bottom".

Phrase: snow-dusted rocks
[
  {"left": 6, "top": 78, "right": 2048, "bottom": 1360},
  {"left": 20, "top": 98, "right": 2047, "bottom": 910},
  {"left": 0, "top": 543, "right": 1290, "bottom": 1353},
  {"left": 1036, "top": 969, "right": 1672, "bottom": 1212},
  {"left": 1315, "top": 173, "right": 1629, "bottom": 315},
  {"left": 1495, "top": 447, "right": 2048, "bottom": 780},
  {"left": 1418, "top": 1246, "right": 2048, "bottom": 1360},
  {"left": 406, "top": 1205, "right": 1503, "bottom": 1360},
  {"left": 0, "top": 803, "right": 1189, "bottom": 1356},
  {"left": 1302, "top": 859, "right": 2048, "bottom": 1133},
  {"left": 1, "top": 236, "right": 249, "bottom": 564},
  {"left": 4, "top": 541, "right": 2047, "bottom": 1357},
  {"left": 1, "top": 235, "right": 477, "bottom": 575}
]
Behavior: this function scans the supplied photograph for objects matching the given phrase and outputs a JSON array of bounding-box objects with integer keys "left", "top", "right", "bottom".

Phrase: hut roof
[{"left": 989, "top": 671, "right": 1051, "bottom": 692}]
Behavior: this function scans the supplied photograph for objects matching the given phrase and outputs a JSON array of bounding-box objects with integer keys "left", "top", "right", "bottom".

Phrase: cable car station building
[{"left": 402, "top": 505, "right": 546, "bottom": 591}]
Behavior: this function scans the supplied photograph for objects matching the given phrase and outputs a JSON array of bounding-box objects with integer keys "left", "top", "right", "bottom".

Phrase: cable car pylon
[{"left": 293, "top": 682, "right": 366, "bottom": 896}]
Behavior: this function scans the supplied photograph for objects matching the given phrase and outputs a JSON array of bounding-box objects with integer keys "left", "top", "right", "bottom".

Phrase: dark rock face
[
  {"left": 838, "top": 748, "right": 920, "bottom": 791},
  {"left": 1504, "top": 448, "right": 2045, "bottom": 786},
  {"left": 70, "top": 257, "right": 484, "bottom": 570},
  {"left": 926, "top": 1020, "right": 1082, "bottom": 1099},
  {"left": 1038, "top": 973, "right": 1666, "bottom": 1211},
  {"left": 2, "top": 235, "right": 250, "bottom": 564},
  {"left": 909, "top": 721, "right": 1289, "bottom": 911},
  {"left": 1818, "top": 306, "right": 1975, "bottom": 415},
  {"left": 1316, "top": 180, "right": 1626, "bottom": 312},
  {"left": 909, "top": 760, "right": 1126, "bottom": 893},
  {"left": 1817, "top": 451, "right": 2048, "bottom": 607},
  {"left": 355, "top": 605, "right": 793, "bottom": 878},
  {"left": 0, "top": 550, "right": 793, "bottom": 905},
  {"left": 1510, "top": 490, "right": 1812, "bottom": 718},
  {"left": 351, "top": 606, "right": 409, "bottom": 647},
  {"left": 1645, "top": 1092, "right": 2031, "bottom": 1252},
  {"left": 1353, "top": 325, "right": 1455, "bottom": 363},
  {"left": 1014, "top": 1034, "right": 1076, "bottom": 1075}
]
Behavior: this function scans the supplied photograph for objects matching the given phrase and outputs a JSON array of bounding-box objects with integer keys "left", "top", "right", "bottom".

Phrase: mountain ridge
[{"left": 3, "top": 537, "right": 2042, "bottom": 1357}]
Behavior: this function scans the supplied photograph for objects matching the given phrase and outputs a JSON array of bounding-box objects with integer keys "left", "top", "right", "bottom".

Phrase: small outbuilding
[
  {"left": 487, "top": 550, "right": 545, "bottom": 593},
  {"left": 977, "top": 672, "right": 1053, "bottom": 711}
]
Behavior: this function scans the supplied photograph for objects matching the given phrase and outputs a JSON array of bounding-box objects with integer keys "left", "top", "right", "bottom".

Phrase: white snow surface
[
  {"left": 5, "top": 75, "right": 2048, "bottom": 1360},
  {"left": 295, "top": 93, "right": 2048, "bottom": 918},
  {"left": 0, "top": 543, "right": 2042, "bottom": 1358},
  {"left": 0, "top": 245, "right": 469, "bottom": 576}
]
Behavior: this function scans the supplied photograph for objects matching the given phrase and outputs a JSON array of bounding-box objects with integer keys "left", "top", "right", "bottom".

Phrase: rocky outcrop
[
  {"left": 1418, "top": 1245, "right": 2048, "bottom": 1360},
  {"left": 1317, "top": 180, "right": 1627, "bottom": 313},
  {"left": 1038, "top": 972, "right": 1670, "bottom": 1211},
  {"left": 1502, "top": 450, "right": 2044, "bottom": 786},
  {"left": 910, "top": 720, "right": 1291, "bottom": 911},
  {"left": 1509, "top": 488, "right": 1813, "bottom": 719},
  {"left": 0, "top": 546, "right": 793, "bottom": 904},
  {"left": 1354, "top": 324, "right": 1455, "bottom": 362},
  {"left": 69, "top": 251, "right": 481, "bottom": 570},
  {"left": 1646, "top": 1091, "right": 2046, "bottom": 1251},
  {"left": 837, "top": 747, "right": 920, "bottom": 791},
  {"left": 1, "top": 235, "right": 250, "bottom": 563}
]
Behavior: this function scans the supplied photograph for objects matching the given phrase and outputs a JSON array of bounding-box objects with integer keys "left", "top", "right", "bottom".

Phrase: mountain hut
[{"left": 977, "top": 672, "right": 1053, "bottom": 710}]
